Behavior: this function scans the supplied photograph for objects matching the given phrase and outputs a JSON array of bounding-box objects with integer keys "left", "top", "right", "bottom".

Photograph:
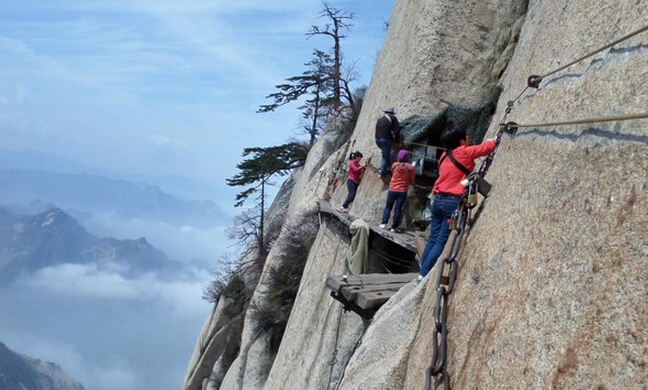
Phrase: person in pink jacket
[
  {"left": 339, "top": 151, "right": 366, "bottom": 213},
  {"left": 379, "top": 149, "right": 416, "bottom": 232}
]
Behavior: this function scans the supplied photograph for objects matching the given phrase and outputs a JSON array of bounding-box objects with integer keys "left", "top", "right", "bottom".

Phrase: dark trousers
[
  {"left": 375, "top": 137, "right": 392, "bottom": 176},
  {"left": 419, "top": 194, "right": 460, "bottom": 277},
  {"left": 381, "top": 190, "right": 407, "bottom": 229},
  {"left": 342, "top": 179, "right": 359, "bottom": 208}
]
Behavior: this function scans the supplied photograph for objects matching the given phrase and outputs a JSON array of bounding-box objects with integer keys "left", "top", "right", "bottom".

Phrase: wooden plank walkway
[
  {"left": 326, "top": 273, "right": 418, "bottom": 319},
  {"left": 317, "top": 199, "right": 425, "bottom": 319},
  {"left": 317, "top": 200, "right": 420, "bottom": 254}
]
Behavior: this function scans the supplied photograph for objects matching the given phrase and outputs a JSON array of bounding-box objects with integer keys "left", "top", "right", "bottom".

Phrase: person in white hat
[{"left": 374, "top": 106, "right": 400, "bottom": 178}]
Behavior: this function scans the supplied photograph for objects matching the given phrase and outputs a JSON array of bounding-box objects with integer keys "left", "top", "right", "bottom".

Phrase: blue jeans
[
  {"left": 375, "top": 137, "right": 393, "bottom": 176},
  {"left": 381, "top": 190, "right": 407, "bottom": 229},
  {"left": 342, "top": 179, "right": 358, "bottom": 208},
  {"left": 419, "top": 194, "right": 460, "bottom": 277}
]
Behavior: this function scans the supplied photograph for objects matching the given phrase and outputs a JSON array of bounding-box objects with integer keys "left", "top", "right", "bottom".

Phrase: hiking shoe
[
  {"left": 338, "top": 207, "right": 348, "bottom": 213},
  {"left": 414, "top": 275, "right": 423, "bottom": 286},
  {"left": 390, "top": 227, "right": 403, "bottom": 233},
  {"left": 379, "top": 223, "right": 387, "bottom": 229}
]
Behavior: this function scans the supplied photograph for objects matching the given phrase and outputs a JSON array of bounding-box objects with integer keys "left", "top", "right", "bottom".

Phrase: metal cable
[
  {"left": 333, "top": 324, "right": 370, "bottom": 390},
  {"left": 538, "top": 24, "right": 648, "bottom": 81},
  {"left": 373, "top": 248, "right": 413, "bottom": 268},
  {"left": 506, "top": 112, "right": 648, "bottom": 131},
  {"left": 501, "top": 24, "right": 648, "bottom": 121},
  {"left": 327, "top": 306, "right": 343, "bottom": 384}
]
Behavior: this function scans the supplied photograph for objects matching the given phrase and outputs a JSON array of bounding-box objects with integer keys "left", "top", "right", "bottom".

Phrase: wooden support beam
[
  {"left": 357, "top": 289, "right": 400, "bottom": 309},
  {"left": 326, "top": 273, "right": 417, "bottom": 292},
  {"left": 326, "top": 273, "right": 419, "bottom": 314}
]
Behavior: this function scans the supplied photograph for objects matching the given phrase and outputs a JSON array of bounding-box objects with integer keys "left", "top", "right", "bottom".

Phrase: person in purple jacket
[{"left": 379, "top": 149, "right": 415, "bottom": 232}]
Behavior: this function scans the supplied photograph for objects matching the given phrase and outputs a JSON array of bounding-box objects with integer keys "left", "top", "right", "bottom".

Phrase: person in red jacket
[
  {"left": 339, "top": 151, "right": 366, "bottom": 213},
  {"left": 417, "top": 125, "right": 496, "bottom": 283},
  {"left": 379, "top": 149, "right": 416, "bottom": 232}
]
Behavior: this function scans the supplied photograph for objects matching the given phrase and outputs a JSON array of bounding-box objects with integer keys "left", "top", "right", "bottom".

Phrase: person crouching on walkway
[
  {"left": 379, "top": 149, "right": 415, "bottom": 232},
  {"left": 417, "top": 125, "right": 496, "bottom": 284},
  {"left": 339, "top": 151, "right": 366, "bottom": 213}
]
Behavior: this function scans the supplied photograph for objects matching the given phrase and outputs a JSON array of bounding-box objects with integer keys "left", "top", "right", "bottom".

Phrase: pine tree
[{"left": 226, "top": 142, "right": 308, "bottom": 256}]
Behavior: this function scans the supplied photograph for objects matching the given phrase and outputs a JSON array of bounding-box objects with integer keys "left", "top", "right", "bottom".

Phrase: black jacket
[{"left": 374, "top": 114, "right": 400, "bottom": 142}]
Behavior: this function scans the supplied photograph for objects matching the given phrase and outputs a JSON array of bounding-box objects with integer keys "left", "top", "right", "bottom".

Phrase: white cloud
[
  {"left": 78, "top": 212, "right": 230, "bottom": 265},
  {"left": 19, "top": 262, "right": 212, "bottom": 315},
  {"left": 0, "top": 1, "right": 392, "bottom": 186},
  {"left": 0, "top": 3, "right": 394, "bottom": 390},
  {"left": 21, "top": 263, "right": 147, "bottom": 299},
  {"left": 0, "top": 257, "right": 213, "bottom": 390}
]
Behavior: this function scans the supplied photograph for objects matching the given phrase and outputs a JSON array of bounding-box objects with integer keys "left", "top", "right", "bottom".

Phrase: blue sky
[
  {"left": 0, "top": 0, "right": 394, "bottom": 209},
  {"left": 0, "top": 2, "right": 395, "bottom": 390}
]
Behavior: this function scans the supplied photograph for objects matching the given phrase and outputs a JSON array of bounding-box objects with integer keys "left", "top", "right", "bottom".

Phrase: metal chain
[
  {"left": 424, "top": 124, "right": 509, "bottom": 390},
  {"left": 424, "top": 194, "right": 470, "bottom": 390}
]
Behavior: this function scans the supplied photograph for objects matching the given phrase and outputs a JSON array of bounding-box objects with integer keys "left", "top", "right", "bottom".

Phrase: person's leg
[
  {"left": 342, "top": 180, "right": 357, "bottom": 208},
  {"left": 420, "top": 205, "right": 444, "bottom": 276},
  {"left": 381, "top": 190, "right": 397, "bottom": 224},
  {"left": 391, "top": 192, "right": 407, "bottom": 229},
  {"left": 375, "top": 138, "right": 392, "bottom": 176},
  {"left": 420, "top": 197, "right": 438, "bottom": 262},
  {"left": 419, "top": 196, "right": 458, "bottom": 277}
]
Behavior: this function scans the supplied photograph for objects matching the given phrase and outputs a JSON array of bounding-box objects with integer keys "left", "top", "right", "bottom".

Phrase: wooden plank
[
  {"left": 340, "top": 281, "right": 412, "bottom": 301},
  {"left": 357, "top": 290, "right": 400, "bottom": 309},
  {"left": 369, "top": 225, "right": 418, "bottom": 253},
  {"left": 329, "top": 290, "right": 377, "bottom": 320},
  {"left": 326, "top": 273, "right": 418, "bottom": 293},
  {"left": 325, "top": 276, "right": 344, "bottom": 291},
  {"left": 343, "top": 273, "right": 418, "bottom": 286},
  {"left": 327, "top": 272, "right": 419, "bottom": 315}
]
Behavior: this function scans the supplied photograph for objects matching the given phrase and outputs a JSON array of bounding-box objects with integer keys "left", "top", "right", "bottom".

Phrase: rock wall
[
  {"left": 183, "top": 0, "right": 648, "bottom": 389},
  {"left": 432, "top": 1, "right": 648, "bottom": 388}
]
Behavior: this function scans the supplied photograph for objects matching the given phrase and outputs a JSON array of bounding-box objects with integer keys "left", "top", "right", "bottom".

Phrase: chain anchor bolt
[
  {"left": 504, "top": 121, "right": 519, "bottom": 136},
  {"left": 527, "top": 75, "right": 543, "bottom": 88}
]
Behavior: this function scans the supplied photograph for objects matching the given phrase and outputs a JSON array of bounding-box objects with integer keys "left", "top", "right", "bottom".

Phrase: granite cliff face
[{"left": 183, "top": 0, "right": 648, "bottom": 389}]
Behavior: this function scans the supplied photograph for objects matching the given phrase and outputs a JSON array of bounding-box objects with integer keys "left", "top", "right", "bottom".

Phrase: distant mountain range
[
  {"left": 0, "top": 169, "right": 226, "bottom": 228},
  {"left": 0, "top": 207, "right": 180, "bottom": 284},
  {"left": 0, "top": 341, "right": 87, "bottom": 390},
  {"left": 0, "top": 147, "right": 220, "bottom": 201},
  {"left": 0, "top": 147, "right": 228, "bottom": 229}
]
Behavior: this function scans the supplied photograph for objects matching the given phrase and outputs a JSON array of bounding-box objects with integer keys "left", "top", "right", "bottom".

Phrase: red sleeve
[
  {"left": 349, "top": 160, "right": 364, "bottom": 174},
  {"left": 465, "top": 140, "right": 496, "bottom": 159}
]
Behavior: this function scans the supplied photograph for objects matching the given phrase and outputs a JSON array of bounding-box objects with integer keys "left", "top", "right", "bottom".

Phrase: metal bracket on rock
[{"left": 527, "top": 74, "right": 543, "bottom": 88}]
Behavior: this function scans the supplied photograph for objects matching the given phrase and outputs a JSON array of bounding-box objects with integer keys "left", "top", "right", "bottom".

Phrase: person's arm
[
  {"left": 467, "top": 139, "right": 496, "bottom": 159},
  {"left": 349, "top": 160, "right": 362, "bottom": 175}
]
